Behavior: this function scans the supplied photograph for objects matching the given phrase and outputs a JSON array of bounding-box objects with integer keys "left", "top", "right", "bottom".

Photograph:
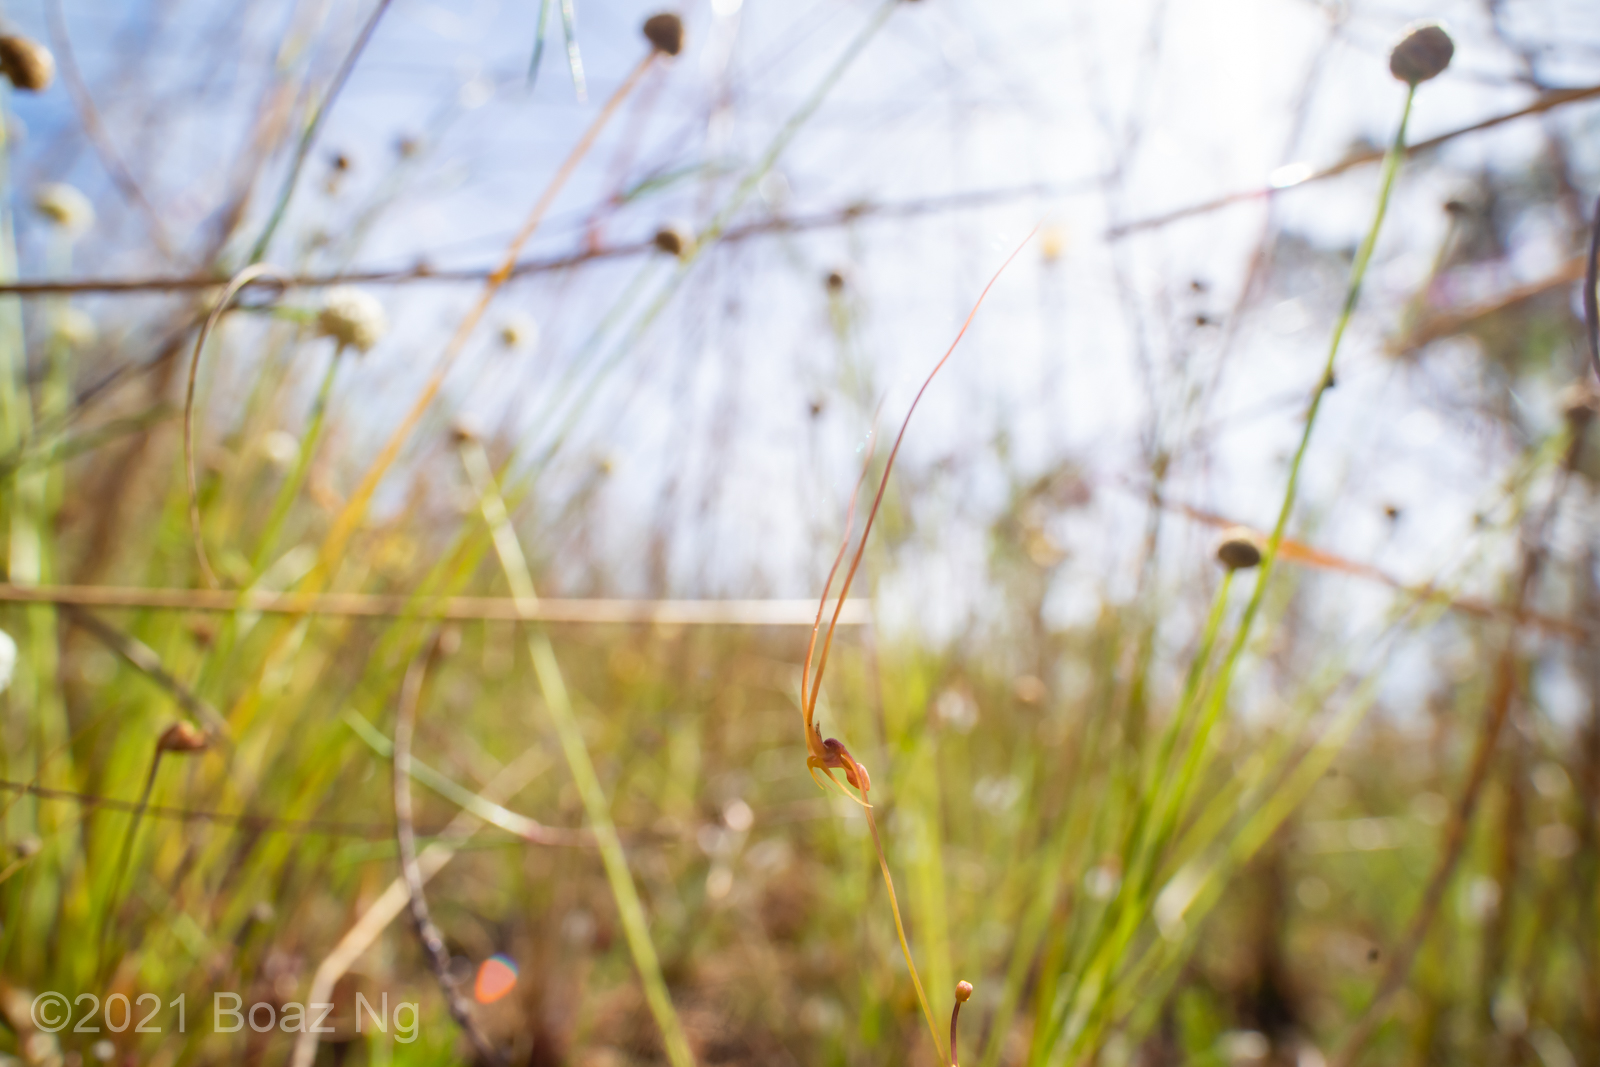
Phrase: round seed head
[
  {"left": 34, "top": 182, "right": 93, "bottom": 234},
  {"left": 643, "top": 13, "right": 684, "bottom": 56},
  {"left": 1389, "top": 22, "right": 1453, "bottom": 85},
  {"left": 0, "top": 35, "right": 54, "bottom": 92},
  {"left": 824, "top": 269, "right": 847, "bottom": 293},
  {"left": 653, "top": 224, "right": 688, "bottom": 257},
  {"left": 955, "top": 981, "right": 974, "bottom": 1003},
  {"left": 1215, "top": 527, "right": 1263, "bottom": 571},
  {"left": 157, "top": 721, "right": 210, "bottom": 754},
  {"left": 316, "top": 286, "right": 387, "bottom": 352}
]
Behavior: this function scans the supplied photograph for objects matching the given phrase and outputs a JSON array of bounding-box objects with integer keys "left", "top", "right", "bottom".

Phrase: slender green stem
[
  {"left": 459, "top": 438, "right": 696, "bottom": 1067},
  {"left": 1037, "top": 84, "right": 1418, "bottom": 1065},
  {"left": 251, "top": 346, "right": 343, "bottom": 574},
  {"left": 247, "top": 0, "right": 395, "bottom": 264},
  {"left": 1152, "top": 85, "right": 1417, "bottom": 839},
  {"left": 97, "top": 750, "right": 163, "bottom": 980},
  {"left": 865, "top": 804, "right": 948, "bottom": 1063}
]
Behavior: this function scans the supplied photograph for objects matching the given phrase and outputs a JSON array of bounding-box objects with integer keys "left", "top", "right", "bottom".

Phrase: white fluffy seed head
[
  {"left": 316, "top": 287, "right": 387, "bottom": 352},
  {"left": 34, "top": 183, "right": 93, "bottom": 234}
]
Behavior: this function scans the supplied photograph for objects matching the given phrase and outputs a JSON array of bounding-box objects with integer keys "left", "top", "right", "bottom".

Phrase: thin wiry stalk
[
  {"left": 246, "top": 0, "right": 395, "bottom": 264},
  {"left": 865, "top": 803, "right": 945, "bottom": 1063},
  {"left": 807, "top": 229, "right": 1037, "bottom": 719},
  {"left": 59, "top": 605, "right": 229, "bottom": 738},
  {"left": 0, "top": 181, "right": 1095, "bottom": 299},
  {"left": 527, "top": 0, "right": 556, "bottom": 86},
  {"left": 1038, "top": 84, "right": 1419, "bottom": 1065},
  {"left": 803, "top": 231, "right": 1036, "bottom": 1064},
  {"left": 96, "top": 748, "right": 163, "bottom": 980},
  {"left": 391, "top": 635, "right": 504, "bottom": 1064},
  {"left": 290, "top": 745, "right": 550, "bottom": 1067},
  {"left": 1109, "top": 83, "right": 1600, "bottom": 239},
  {"left": 0, "top": 582, "right": 870, "bottom": 625},
  {"left": 306, "top": 48, "right": 657, "bottom": 589},
  {"left": 182, "top": 264, "right": 291, "bottom": 588}
]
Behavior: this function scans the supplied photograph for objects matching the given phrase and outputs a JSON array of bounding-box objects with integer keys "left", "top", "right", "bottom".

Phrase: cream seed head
[
  {"left": 1389, "top": 22, "right": 1453, "bottom": 86},
  {"left": 316, "top": 287, "right": 387, "bottom": 353},
  {"left": 643, "top": 13, "right": 684, "bottom": 57},
  {"left": 34, "top": 183, "right": 93, "bottom": 234},
  {"left": 0, "top": 35, "right": 54, "bottom": 92}
]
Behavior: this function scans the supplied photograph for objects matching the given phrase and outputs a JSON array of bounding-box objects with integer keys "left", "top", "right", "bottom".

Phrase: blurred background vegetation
[{"left": 0, "top": 0, "right": 1598, "bottom": 1065}]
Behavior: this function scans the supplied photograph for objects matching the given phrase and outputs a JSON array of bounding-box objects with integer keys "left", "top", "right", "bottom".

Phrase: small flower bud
[
  {"left": 955, "top": 980, "right": 973, "bottom": 1003},
  {"left": 653, "top": 224, "right": 688, "bottom": 257},
  {"left": 316, "top": 287, "right": 387, "bottom": 353},
  {"left": 0, "top": 35, "right": 54, "bottom": 92},
  {"left": 34, "top": 183, "right": 93, "bottom": 234},
  {"left": 1389, "top": 22, "right": 1453, "bottom": 86},
  {"left": 157, "top": 722, "right": 209, "bottom": 754},
  {"left": 1215, "top": 527, "right": 1263, "bottom": 571},
  {"left": 643, "top": 13, "right": 684, "bottom": 56}
]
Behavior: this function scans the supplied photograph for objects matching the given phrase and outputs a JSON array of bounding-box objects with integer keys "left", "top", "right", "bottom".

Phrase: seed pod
[
  {"left": 1215, "top": 527, "right": 1263, "bottom": 571},
  {"left": 642, "top": 13, "right": 684, "bottom": 56},
  {"left": 1389, "top": 22, "right": 1453, "bottom": 86},
  {"left": 955, "top": 980, "right": 973, "bottom": 1003},
  {"left": 0, "top": 35, "right": 55, "bottom": 92},
  {"left": 824, "top": 269, "right": 847, "bottom": 293},
  {"left": 316, "top": 286, "right": 387, "bottom": 352},
  {"left": 653, "top": 224, "right": 688, "bottom": 257},
  {"left": 34, "top": 183, "right": 93, "bottom": 234},
  {"left": 157, "top": 722, "right": 209, "bottom": 754}
]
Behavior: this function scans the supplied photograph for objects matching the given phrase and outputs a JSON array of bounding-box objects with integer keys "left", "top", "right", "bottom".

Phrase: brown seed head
[
  {"left": 1389, "top": 22, "right": 1453, "bottom": 86},
  {"left": 825, "top": 270, "right": 846, "bottom": 293},
  {"left": 0, "top": 35, "right": 54, "bottom": 92},
  {"left": 955, "top": 980, "right": 974, "bottom": 1003},
  {"left": 653, "top": 224, "right": 688, "bottom": 257},
  {"left": 1559, "top": 381, "right": 1598, "bottom": 426},
  {"left": 1215, "top": 527, "right": 1263, "bottom": 571},
  {"left": 157, "top": 722, "right": 210, "bottom": 754},
  {"left": 643, "top": 13, "right": 684, "bottom": 57}
]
